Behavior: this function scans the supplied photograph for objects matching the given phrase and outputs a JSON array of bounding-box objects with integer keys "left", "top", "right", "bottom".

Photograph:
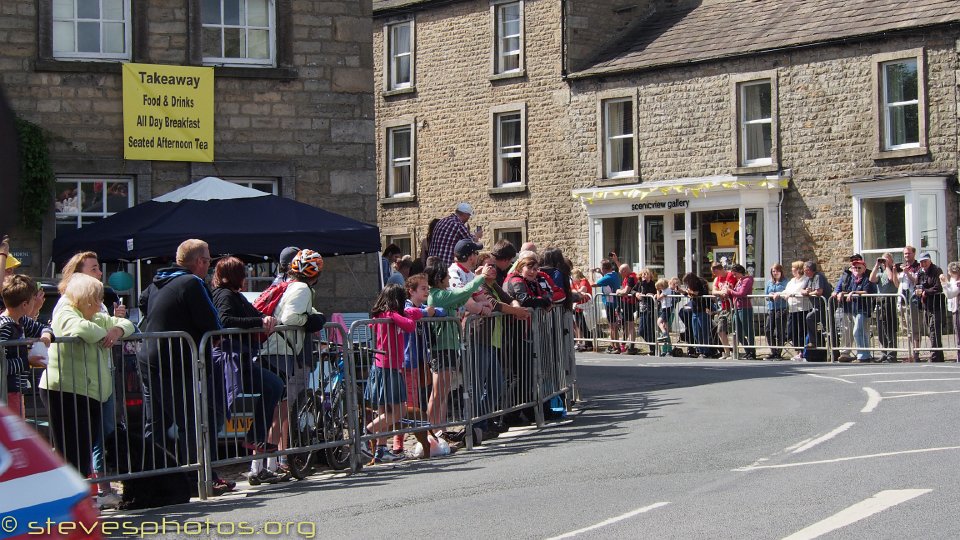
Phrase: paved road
[{"left": 111, "top": 356, "right": 960, "bottom": 539}]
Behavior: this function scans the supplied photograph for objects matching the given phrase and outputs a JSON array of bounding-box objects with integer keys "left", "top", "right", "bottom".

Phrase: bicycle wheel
[
  {"left": 323, "top": 387, "right": 352, "bottom": 470},
  {"left": 287, "top": 390, "right": 319, "bottom": 479}
]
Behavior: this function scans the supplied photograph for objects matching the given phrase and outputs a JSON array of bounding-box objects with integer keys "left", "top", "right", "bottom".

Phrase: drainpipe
[{"left": 560, "top": 0, "right": 568, "bottom": 80}]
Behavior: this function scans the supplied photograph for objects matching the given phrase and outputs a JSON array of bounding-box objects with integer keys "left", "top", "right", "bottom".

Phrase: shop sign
[
  {"left": 10, "top": 250, "right": 31, "bottom": 267},
  {"left": 631, "top": 198, "right": 690, "bottom": 212},
  {"left": 122, "top": 63, "right": 214, "bottom": 162}
]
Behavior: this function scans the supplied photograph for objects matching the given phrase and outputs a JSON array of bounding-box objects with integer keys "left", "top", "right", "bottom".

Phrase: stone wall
[{"left": 0, "top": 0, "right": 378, "bottom": 312}]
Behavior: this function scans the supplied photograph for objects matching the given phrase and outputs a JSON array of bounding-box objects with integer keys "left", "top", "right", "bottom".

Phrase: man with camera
[
  {"left": 916, "top": 252, "right": 945, "bottom": 362},
  {"left": 869, "top": 253, "right": 899, "bottom": 362}
]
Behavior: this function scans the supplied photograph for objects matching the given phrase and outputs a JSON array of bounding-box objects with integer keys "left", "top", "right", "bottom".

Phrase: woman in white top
[
  {"left": 780, "top": 260, "right": 808, "bottom": 360},
  {"left": 939, "top": 261, "right": 960, "bottom": 361}
]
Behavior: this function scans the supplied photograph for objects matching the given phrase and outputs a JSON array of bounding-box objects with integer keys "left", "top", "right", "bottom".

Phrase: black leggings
[{"left": 43, "top": 389, "right": 103, "bottom": 477}]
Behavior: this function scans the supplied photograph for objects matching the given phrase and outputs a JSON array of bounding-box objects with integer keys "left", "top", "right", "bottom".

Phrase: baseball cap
[
  {"left": 4, "top": 253, "right": 21, "bottom": 270},
  {"left": 454, "top": 239, "right": 483, "bottom": 260},
  {"left": 456, "top": 202, "right": 473, "bottom": 215},
  {"left": 918, "top": 252, "right": 932, "bottom": 262},
  {"left": 848, "top": 253, "right": 864, "bottom": 263},
  {"left": 279, "top": 246, "right": 301, "bottom": 266}
]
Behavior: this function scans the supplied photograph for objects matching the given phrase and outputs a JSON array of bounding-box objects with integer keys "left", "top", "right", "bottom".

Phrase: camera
[
  {"left": 608, "top": 251, "right": 615, "bottom": 257},
  {"left": 877, "top": 258, "right": 885, "bottom": 266},
  {"left": 894, "top": 263, "right": 903, "bottom": 273}
]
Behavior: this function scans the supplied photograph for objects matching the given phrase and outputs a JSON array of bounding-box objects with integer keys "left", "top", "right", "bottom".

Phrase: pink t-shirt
[{"left": 373, "top": 308, "right": 422, "bottom": 369}]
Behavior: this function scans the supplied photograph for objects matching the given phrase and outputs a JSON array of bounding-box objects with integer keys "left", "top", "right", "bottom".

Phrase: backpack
[
  {"left": 252, "top": 281, "right": 292, "bottom": 342},
  {"left": 253, "top": 280, "right": 291, "bottom": 317}
]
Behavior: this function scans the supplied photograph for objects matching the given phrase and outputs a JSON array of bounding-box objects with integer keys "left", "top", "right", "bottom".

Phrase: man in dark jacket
[
  {"left": 916, "top": 252, "right": 945, "bottom": 362},
  {"left": 138, "top": 239, "right": 223, "bottom": 476}
]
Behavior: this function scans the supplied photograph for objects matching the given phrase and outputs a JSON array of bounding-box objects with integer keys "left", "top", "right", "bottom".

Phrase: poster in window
[{"left": 712, "top": 248, "right": 737, "bottom": 268}]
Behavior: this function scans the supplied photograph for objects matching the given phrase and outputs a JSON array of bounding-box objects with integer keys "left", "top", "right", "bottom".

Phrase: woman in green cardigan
[{"left": 40, "top": 273, "right": 136, "bottom": 476}]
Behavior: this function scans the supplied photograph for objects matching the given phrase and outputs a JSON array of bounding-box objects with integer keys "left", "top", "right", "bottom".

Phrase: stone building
[
  {"left": 374, "top": 0, "right": 960, "bottom": 282},
  {"left": 1, "top": 0, "right": 377, "bottom": 312}
]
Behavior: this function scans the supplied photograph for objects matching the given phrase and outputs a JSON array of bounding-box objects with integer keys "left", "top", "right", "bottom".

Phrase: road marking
[
  {"left": 884, "top": 390, "right": 960, "bottom": 398},
  {"left": 781, "top": 489, "right": 931, "bottom": 540},
  {"left": 805, "top": 373, "right": 854, "bottom": 384},
  {"left": 734, "top": 445, "right": 960, "bottom": 471},
  {"left": 791, "top": 422, "right": 856, "bottom": 454},
  {"left": 545, "top": 502, "right": 671, "bottom": 539},
  {"left": 873, "top": 378, "right": 960, "bottom": 383},
  {"left": 839, "top": 371, "right": 960, "bottom": 377},
  {"left": 861, "top": 387, "right": 881, "bottom": 413}
]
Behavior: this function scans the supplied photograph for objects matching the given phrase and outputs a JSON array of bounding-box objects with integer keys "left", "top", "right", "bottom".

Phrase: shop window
[
  {"left": 744, "top": 210, "right": 763, "bottom": 278},
  {"left": 55, "top": 177, "right": 133, "bottom": 237},
  {"left": 643, "top": 216, "right": 664, "bottom": 275},
  {"left": 860, "top": 196, "right": 906, "bottom": 259},
  {"left": 600, "top": 216, "right": 639, "bottom": 267},
  {"left": 493, "top": 1, "right": 523, "bottom": 76},
  {"left": 602, "top": 98, "right": 635, "bottom": 179},
  {"left": 200, "top": 0, "right": 276, "bottom": 66},
  {"left": 696, "top": 209, "right": 738, "bottom": 277},
  {"left": 386, "top": 20, "right": 414, "bottom": 91},
  {"left": 495, "top": 110, "right": 524, "bottom": 186},
  {"left": 51, "top": 0, "right": 132, "bottom": 61}
]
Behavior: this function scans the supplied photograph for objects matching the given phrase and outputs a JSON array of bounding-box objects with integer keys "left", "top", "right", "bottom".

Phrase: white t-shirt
[{"left": 448, "top": 262, "right": 475, "bottom": 289}]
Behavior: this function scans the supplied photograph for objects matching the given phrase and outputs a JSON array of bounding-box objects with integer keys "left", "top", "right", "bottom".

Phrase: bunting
[{"left": 573, "top": 177, "right": 789, "bottom": 205}]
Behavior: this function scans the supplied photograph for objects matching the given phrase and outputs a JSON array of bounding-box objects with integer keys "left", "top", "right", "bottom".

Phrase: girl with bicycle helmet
[{"left": 258, "top": 248, "right": 325, "bottom": 479}]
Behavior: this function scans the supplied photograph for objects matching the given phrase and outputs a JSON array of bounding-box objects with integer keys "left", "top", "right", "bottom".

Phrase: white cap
[{"left": 456, "top": 202, "right": 473, "bottom": 215}]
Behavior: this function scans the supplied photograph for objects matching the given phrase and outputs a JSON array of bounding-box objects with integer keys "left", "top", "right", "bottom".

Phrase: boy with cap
[{"left": 273, "top": 246, "right": 300, "bottom": 286}]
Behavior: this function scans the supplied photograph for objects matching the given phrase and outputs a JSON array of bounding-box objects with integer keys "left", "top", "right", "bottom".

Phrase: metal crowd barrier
[{"left": 1, "top": 332, "right": 208, "bottom": 499}]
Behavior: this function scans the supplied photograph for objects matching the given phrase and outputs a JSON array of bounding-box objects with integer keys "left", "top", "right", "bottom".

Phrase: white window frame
[
  {"left": 881, "top": 58, "right": 920, "bottom": 151},
  {"left": 226, "top": 178, "right": 278, "bottom": 194},
  {"left": 386, "top": 124, "right": 414, "bottom": 198},
  {"left": 52, "top": 0, "right": 132, "bottom": 61},
  {"left": 601, "top": 97, "right": 635, "bottom": 179},
  {"left": 201, "top": 0, "right": 277, "bottom": 67},
  {"left": 492, "top": 1, "right": 523, "bottom": 76},
  {"left": 55, "top": 177, "right": 134, "bottom": 230},
  {"left": 850, "top": 177, "right": 947, "bottom": 262},
  {"left": 739, "top": 79, "right": 773, "bottom": 166},
  {"left": 872, "top": 49, "right": 926, "bottom": 159},
  {"left": 494, "top": 110, "right": 524, "bottom": 187},
  {"left": 385, "top": 20, "right": 414, "bottom": 91}
]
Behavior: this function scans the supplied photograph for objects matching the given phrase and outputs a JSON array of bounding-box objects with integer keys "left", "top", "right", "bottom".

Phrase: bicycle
[{"left": 286, "top": 340, "right": 368, "bottom": 478}]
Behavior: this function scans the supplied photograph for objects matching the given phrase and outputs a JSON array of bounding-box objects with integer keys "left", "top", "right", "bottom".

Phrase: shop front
[{"left": 572, "top": 175, "right": 787, "bottom": 284}]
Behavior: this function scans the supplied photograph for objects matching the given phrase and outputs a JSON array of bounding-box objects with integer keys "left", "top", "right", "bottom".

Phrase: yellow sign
[{"left": 122, "top": 63, "right": 214, "bottom": 162}]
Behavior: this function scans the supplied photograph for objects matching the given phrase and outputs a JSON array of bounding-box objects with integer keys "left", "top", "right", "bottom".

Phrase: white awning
[{"left": 153, "top": 176, "right": 270, "bottom": 202}]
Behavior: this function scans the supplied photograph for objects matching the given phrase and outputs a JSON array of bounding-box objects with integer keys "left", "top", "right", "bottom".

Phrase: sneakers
[
  {"left": 247, "top": 469, "right": 284, "bottom": 486},
  {"left": 374, "top": 446, "right": 406, "bottom": 463},
  {"left": 212, "top": 477, "right": 236, "bottom": 495},
  {"left": 96, "top": 492, "right": 122, "bottom": 509},
  {"left": 441, "top": 430, "right": 466, "bottom": 443},
  {"left": 605, "top": 346, "right": 621, "bottom": 354}
]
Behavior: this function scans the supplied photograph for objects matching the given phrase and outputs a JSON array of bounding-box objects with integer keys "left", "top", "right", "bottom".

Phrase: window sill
[
  {"left": 733, "top": 164, "right": 779, "bottom": 175},
  {"left": 383, "top": 87, "right": 416, "bottom": 98},
  {"left": 596, "top": 176, "right": 639, "bottom": 187},
  {"left": 489, "top": 184, "right": 527, "bottom": 195},
  {"left": 872, "top": 146, "right": 928, "bottom": 160},
  {"left": 209, "top": 66, "right": 298, "bottom": 80},
  {"left": 381, "top": 195, "right": 417, "bottom": 205},
  {"left": 35, "top": 58, "right": 123, "bottom": 73},
  {"left": 489, "top": 69, "right": 526, "bottom": 83}
]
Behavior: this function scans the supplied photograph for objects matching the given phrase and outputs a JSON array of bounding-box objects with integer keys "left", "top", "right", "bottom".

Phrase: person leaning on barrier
[
  {"left": 724, "top": 264, "right": 756, "bottom": 360},
  {"left": 765, "top": 264, "right": 789, "bottom": 360},
  {"left": 831, "top": 254, "right": 863, "bottom": 361},
  {"left": 844, "top": 257, "right": 877, "bottom": 362},
  {"left": 711, "top": 263, "right": 737, "bottom": 359},
  {"left": 870, "top": 253, "right": 900, "bottom": 363},
  {"left": 801, "top": 261, "right": 831, "bottom": 362},
  {"left": 593, "top": 259, "right": 622, "bottom": 354},
  {"left": 681, "top": 272, "right": 713, "bottom": 358},
  {"left": 210, "top": 257, "right": 284, "bottom": 461},
  {"left": 40, "top": 273, "right": 134, "bottom": 477},
  {"left": 916, "top": 252, "right": 945, "bottom": 363},
  {"left": 782, "top": 261, "right": 808, "bottom": 361},
  {"left": 137, "top": 239, "right": 230, "bottom": 491},
  {"left": 1, "top": 274, "right": 53, "bottom": 416},
  {"left": 899, "top": 246, "right": 922, "bottom": 358},
  {"left": 939, "top": 262, "right": 960, "bottom": 363}
]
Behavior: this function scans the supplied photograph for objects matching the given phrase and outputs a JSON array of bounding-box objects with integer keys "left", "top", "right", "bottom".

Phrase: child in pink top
[{"left": 364, "top": 284, "right": 422, "bottom": 463}]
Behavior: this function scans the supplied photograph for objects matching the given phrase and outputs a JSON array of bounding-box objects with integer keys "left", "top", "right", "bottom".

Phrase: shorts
[
  {"left": 259, "top": 354, "right": 308, "bottom": 401},
  {"left": 364, "top": 365, "right": 406, "bottom": 406},
  {"left": 619, "top": 302, "right": 636, "bottom": 322},
  {"left": 713, "top": 311, "right": 731, "bottom": 334},
  {"left": 604, "top": 303, "right": 620, "bottom": 325},
  {"left": 658, "top": 308, "right": 673, "bottom": 325},
  {"left": 430, "top": 349, "right": 459, "bottom": 373}
]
